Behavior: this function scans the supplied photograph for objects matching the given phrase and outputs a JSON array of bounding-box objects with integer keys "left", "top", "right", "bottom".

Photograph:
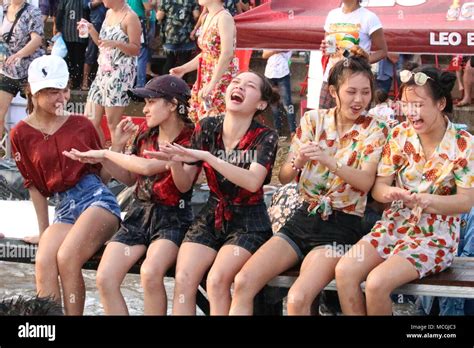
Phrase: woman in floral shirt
[
  {"left": 336, "top": 66, "right": 474, "bottom": 315},
  {"left": 229, "top": 48, "right": 389, "bottom": 315},
  {"left": 0, "top": 0, "right": 44, "bottom": 138},
  {"left": 149, "top": 71, "right": 279, "bottom": 315},
  {"left": 170, "top": 0, "right": 237, "bottom": 123}
]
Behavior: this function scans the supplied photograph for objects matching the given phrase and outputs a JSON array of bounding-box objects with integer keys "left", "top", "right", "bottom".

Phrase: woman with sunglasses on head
[
  {"left": 336, "top": 66, "right": 474, "bottom": 315},
  {"left": 147, "top": 71, "right": 279, "bottom": 315},
  {"left": 229, "top": 47, "right": 389, "bottom": 315},
  {"left": 64, "top": 75, "right": 198, "bottom": 315}
]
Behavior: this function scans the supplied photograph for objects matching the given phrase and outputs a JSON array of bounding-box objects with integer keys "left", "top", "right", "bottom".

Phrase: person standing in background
[
  {"left": 263, "top": 50, "right": 296, "bottom": 138},
  {"left": 80, "top": 0, "right": 107, "bottom": 91},
  {"left": 170, "top": 0, "right": 237, "bottom": 123},
  {"left": 375, "top": 54, "right": 399, "bottom": 95},
  {"left": 56, "top": 0, "right": 90, "bottom": 89},
  {"left": 157, "top": 0, "right": 200, "bottom": 76},
  {"left": 127, "top": 0, "right": 154, "bottom": 87},
  {"left": 319, "top": 0, "right": 387, "bottom": 109},
  {"left": 39, "top": 0, "right": 58, "bottom": 36}
]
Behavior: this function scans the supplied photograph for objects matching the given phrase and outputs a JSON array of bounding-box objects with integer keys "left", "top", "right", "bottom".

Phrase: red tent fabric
[{"left": 235, "top": 0, "right": 474, "bottom": 54}]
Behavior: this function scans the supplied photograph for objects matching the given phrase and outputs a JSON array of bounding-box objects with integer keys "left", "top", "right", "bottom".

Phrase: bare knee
[
  {"left": 206, "top": 271, "right": 231, "bottom": 295},
  {"left": 56, "top": 248, "right": 81, "bottom": 276},
  {"left": 335, "top": 257, "right": 362, "bottom": 288},
  {"left": 365, "top": 272, "right": 390, "bottom": 299},
  {"left": 96, "top": 268, "right": 120, "bottom": 295},
  {"left": 140, "top": 264, "right": 165, "bottom": 291},
  {"left": 233, "top": 270, "right": 258, "bottom": 298}
]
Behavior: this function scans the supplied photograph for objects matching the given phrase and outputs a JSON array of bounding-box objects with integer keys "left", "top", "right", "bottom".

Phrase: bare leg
[
  {"left": 57, "top": 207, "right": 119, "bottom": 315},
  {"left": 81, "top": 64, "right": 92, "bottom": 90},
  {"left": 206, "top": 245, "right": 252, "bottom": 315},
  {"left": 141, "top": 239, "right": 179, "bottom": 315},
  {"left": 287, "top": 247, "right": 341, "bottom": 315},
  {"left": 459, "top": 63, "right": 473, "bottom": 105},
  {"left": 85, "top": 101, "right": 105, "bottom": 145},
  {"left": 172, "top": 242, "right": 217, "bottom": 315},
  {"left": 0, "top": 91, "right": 15, "bottom": 141},
  {"left": 96, "top": 242, "right": 146, "bottom": 315},
  {"left": 365, "top": 254, "right": 419, "bottom": 315},
  {"left": 335, "top": 240, "right": 384, "bottom": 315},
  {"left": 229, "top": 236, "right": 299, "bottom": 315},
  {"left": 35, "top": 223, "right": 71, "bottom": 301},
  {"left": 104, "top": 106, "right": 126, "bottom": 145}
]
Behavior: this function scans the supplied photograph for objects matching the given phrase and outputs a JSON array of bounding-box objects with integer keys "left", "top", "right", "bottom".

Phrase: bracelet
[
  {"left": 330, "top": 159, "right": 342, "bottom": 174},
  {"left": 291, "top": 156, "right": 302, "bottom": 172}
]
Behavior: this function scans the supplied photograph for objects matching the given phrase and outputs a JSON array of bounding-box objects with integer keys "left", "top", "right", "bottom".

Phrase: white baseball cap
[{"left": 28, "top": 55, "right": 69, "bottom": 95}]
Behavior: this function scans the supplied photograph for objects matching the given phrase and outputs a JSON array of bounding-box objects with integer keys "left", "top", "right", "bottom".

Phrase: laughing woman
[
  {"left": 229, "top": 48, "right": 389, "bottom": 315},
  {"left": 149, "top": 71, "right": 279, "bottom": 315},
  {"left": 335, "top": 66, "right": 474, "bottom": 315}
]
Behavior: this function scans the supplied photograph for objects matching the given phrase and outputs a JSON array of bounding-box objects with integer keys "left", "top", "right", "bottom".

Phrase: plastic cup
[
  {"left": 78, "top": 22, "right": 89, "bottom": 39},
  {"left": 325, "top": 34, "right": 337, "bottom": 55}
]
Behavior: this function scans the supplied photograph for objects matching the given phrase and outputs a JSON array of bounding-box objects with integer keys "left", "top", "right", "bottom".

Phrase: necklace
[
  {"left": 26, "top": 116, "right": 58, "bottom": 141},
  {"left": 201, "top": 8, "right": 224, "bottom": 38}
]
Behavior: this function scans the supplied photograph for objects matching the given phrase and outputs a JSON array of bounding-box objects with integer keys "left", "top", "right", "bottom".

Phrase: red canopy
[{"left": 235, "top": 0, "right": 474, "bottom": 54}]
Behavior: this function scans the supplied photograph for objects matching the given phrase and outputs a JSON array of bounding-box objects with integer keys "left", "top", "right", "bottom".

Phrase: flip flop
[{"left": 457, "top": 101, "right": 471, "bottom": 107}]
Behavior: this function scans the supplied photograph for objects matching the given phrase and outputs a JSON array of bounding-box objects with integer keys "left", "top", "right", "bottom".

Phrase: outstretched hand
[
  {"left": 144, "top": 142, "right": 209, "bottom": 164},
  {"left": 63, "top": 148, "right": 106, "bottom": 164}
]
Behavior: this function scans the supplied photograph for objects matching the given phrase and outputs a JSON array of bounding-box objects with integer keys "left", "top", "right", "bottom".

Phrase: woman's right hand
[
  {"left": 170, "top": 66, "right": 186, "bottom": 78},
  {"left": 295, "top": 142, "right": 320, "bottom": 167},
  {"left": 383, "top": 187, "right": 413, "bottom": 203},
  {"left": 114, "top": 117, "right": 138, "bottom": 149},
  {"left": 77, "top": 18, "right": 94, "bottom": 33}
]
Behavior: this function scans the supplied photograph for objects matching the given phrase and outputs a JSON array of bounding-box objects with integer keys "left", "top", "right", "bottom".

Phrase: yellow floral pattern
[
  {"left": 364, "top": 120, "right": 474, "bottom": 278},
  {"left": 290, "top": 108, "right": 389, "bottom": 219}
]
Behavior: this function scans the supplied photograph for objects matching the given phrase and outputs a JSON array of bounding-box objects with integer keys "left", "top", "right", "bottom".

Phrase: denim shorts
[
  {"left": 53, "top": 174, "right": 121, "bottom": 225},
  {"left": 111, "top": 199, "right": 193, "bottom": 247}
]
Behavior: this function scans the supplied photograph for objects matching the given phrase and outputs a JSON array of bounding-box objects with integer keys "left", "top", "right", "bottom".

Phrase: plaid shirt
[
  {"left": 130, "top": 123, "right": 195, "bottom": 205},
  {"left": 191, "top": 115, "right": 279, "bottom": 229}
]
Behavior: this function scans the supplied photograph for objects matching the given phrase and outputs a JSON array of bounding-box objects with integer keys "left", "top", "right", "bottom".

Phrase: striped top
[{"left": 55, "top": 0, "right": 90, "bottom": 43}]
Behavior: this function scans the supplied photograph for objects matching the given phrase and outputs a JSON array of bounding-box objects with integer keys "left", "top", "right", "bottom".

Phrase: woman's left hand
[
  {"left": 404, "top": 193, "right": 431, "bottom": 210},
  {"left": 5, "top": 52, "right": 23, "bottom": 66},
  {"left": 305, "top": 143, "right": 332, "bottom": 168},
  {"left": 146, "top": 143, "right": 209, "bottom": 163},
  {"left": 63, "top": 148, "right": 107, "bottom": 164}
]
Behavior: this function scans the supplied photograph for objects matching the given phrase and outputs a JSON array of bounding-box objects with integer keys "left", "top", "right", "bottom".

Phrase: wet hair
[
  {"left": 327, "top": 46, "right": 375, "bottom": 107},
  {"left": 399, "top": 66, "right": 456, "bottom": 114},
  {"left": 235, "top": 70, "right": 280, "bottom": 117},
  {"left": 0, "top": 296, "right": 63, "bottom": 316},
  {"left": 375, "top": 89, "right": 389, "bottom": 104}
]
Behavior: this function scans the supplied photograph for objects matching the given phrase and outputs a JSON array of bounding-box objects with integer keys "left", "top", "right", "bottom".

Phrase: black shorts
[
  {"left": 0, "top": 74, "right": 26, "bottom": 97},
  {"left": 111, "top": 199, "right": 193, "bottom": 247},
  {"left": 183, "top": 199, "right": 273, "bottom": 254},
  {"left": 275, "top": 202, "right": 365, "bottom": 260}
]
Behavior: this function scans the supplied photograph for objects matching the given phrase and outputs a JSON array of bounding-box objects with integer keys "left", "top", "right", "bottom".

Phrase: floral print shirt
[
  {"left": 290, "top": 108, "right": 389, "bottom": 219},
  {"left": 1, "top": 3, "right": 44, "bottom": 79}
]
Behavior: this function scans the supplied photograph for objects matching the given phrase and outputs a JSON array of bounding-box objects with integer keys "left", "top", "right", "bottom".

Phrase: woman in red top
[
  {"left": 149, "top": 71, "right": 279, "bottom": 315},
  {"left": 10, "top": 55, "right": 121, "bottom": 315},
  {"left": 64, "top": 75, "right": 199, "bottom": 315}
]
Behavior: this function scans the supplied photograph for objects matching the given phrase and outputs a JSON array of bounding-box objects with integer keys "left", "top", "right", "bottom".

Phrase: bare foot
[
  {"left": 457, "top": 100, "right": 471, "bottom": 107},
  {"left": 23, "top": 235, "right": 40, "bottom": 244}
]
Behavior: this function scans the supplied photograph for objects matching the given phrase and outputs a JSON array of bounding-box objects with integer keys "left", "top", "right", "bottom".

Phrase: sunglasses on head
[{"left": 400, "top": 70, "right": 434, "bottom": 86}]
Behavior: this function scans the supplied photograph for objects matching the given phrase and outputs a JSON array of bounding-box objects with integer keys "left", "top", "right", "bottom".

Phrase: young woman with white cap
[{"left": 10, "top": 55, "right": 121, "bottom": 315}]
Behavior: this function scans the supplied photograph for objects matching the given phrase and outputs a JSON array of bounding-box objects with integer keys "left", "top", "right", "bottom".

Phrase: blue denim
[
  {"left": 53, "top": 174, "right": 121, "bottom": 225},
  {"left": 417, "top": 208, "right": 474, "bottom": 315},
  {"left": 269, "top": 74, "right": 296, "bottom": 133},
  {"left": 136, "top": 45, "right": 149, "bottom": 88}
]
